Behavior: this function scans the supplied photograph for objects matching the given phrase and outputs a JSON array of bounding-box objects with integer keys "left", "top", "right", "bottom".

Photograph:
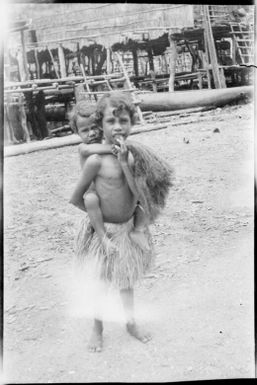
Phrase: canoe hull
[{"left": 138, "top": 86, "right": 254, "bottom": 112}]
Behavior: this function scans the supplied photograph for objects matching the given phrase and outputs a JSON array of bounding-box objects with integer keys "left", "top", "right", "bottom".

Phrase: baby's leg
[
  {"left": 84, "top": 192, "right": 106, "bottom": 240},
  {"left": 120, "top": 288, "right": 151, "bottom": 343},
  {"left": 84, "top": 192, "right": 117, "bottom": 254},
  {"left": 130, "top": 204, "right": 150, "bottom": 250}
]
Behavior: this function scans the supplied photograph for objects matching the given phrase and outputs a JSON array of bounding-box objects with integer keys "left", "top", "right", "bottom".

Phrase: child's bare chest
[{"left": 98, "top": 155, "right": 124, "bottom": 184}]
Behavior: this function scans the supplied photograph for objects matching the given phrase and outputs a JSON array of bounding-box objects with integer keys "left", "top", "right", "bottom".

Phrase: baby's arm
[
  {"left": 69, "top": 154, "right": 102, "bottom": 212},
  {"left": 79, "top": 143, "right": 112, "bottom": 168}
]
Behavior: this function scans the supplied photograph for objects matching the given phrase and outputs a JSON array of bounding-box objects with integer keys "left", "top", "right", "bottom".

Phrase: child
[
  {"left": 69, "top": 100, "right": 150, "bottom": 252},
  {"left": 70, "top": 92, "right": 173, "bottom": 352}
]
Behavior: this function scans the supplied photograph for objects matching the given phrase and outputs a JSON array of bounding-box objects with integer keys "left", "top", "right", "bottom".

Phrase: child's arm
[
  {"left": 69, "top": 154, "right": 102, "bottom": 212},
  {"left": 79, "top": 143, "right": 113, "bottom": 168}
]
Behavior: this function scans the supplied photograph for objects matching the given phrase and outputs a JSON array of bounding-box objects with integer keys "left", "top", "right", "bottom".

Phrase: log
[
  {"left": 131, "top": 123, "right": 168, "bottom": 135},
  {"left": 138, "top": 86, "right": 253, "bottom": 111},
  {"left": 4, "top": 122, "right": 168, "bottom": 157},
  {"left": 4, "top": 134, "right": 81, "bottom": 157},
  {"left": 156, "top": 106, "right": 215, "bottom": 117}
]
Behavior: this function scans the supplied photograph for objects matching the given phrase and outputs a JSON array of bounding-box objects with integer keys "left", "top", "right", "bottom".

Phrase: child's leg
[
  {"left": 84, "top": 192, "right": 117, "bottom": 253},
  {"left": 88, "top": 318, "right": 103, "bottom": 353},
  {"left": 130, "top": 204, "right": 150, "bottom": 250},
  {"left": 120, "top": 287, "right": 151, "bottom": 343}
]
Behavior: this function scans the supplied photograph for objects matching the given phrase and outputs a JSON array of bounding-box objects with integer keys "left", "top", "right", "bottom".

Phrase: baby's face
[
  {"left": 77, "top": 115, "right": 102, "bottom": 144},
  {"left": 102, "top": 104, "right": 132, "bottom": 144}
]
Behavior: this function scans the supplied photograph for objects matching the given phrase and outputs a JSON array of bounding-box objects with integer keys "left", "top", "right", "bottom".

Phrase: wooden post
[
  {"left": 106, "top": 46, "right": 111, "bottom": 74},
  {"left": 4, "top": 102, "right": 19, "bottom": 144},
  {"left": 167, "top": 35, "right": 177, "bottom": 92},
  {"left": 147, "top": 47, "right": 154, "bottom": 72},
  {"left": 18, "top": 93, "right": 31, "bottom": 142},
  {"left": 132, "top": 49, "right": 139, "bottom": 77},
  {"left": 20, "top": 30, "right": 29, "bottom": 81},
  {"left": 76, "top": 42, "right": 81, "bottom": 66},
  {"left": 47, "top": 47, "right": 60, "bottom": 79},
  {"left": 34, "top": 48, "right": 40, "bottom": 79},
  {"left": 80, "top": 52, "right": 86, "bottom": 74},
  {"left": 231, "top": 36, "right": 236, "bottom": 65},
  {"left": 58, "top": 44, "right": 67, "bottom": 78},
  {"left": 17, "top": 49, "right": 27, "bottom": 82}
]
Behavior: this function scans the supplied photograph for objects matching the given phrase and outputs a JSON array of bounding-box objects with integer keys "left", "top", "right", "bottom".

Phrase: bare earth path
[{"left": 3, "top": 102, "right": 254, "bottom": 382}]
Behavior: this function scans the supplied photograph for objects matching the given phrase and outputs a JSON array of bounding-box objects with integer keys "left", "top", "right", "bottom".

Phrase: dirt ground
[{"left": 3, "top": 101, "right": 255, "bottom": 383}]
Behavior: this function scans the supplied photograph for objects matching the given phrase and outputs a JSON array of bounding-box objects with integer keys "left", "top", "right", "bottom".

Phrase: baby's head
[
  {"left": 95, "top": 91, "right": 137, "bottom": 144},
  {"left": 69, "top": 100, "right": 103, "bottom": 144}
]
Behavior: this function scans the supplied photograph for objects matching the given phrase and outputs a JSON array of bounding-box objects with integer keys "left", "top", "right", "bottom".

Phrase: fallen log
[
  {"left": 138, "top": 86, "right": 253, "bottom": 111},
  {"left": 4, "top": 134, "right": 81, "bottom": 157},
  {"left": 156, "top": 105, "right": 215, "bottom": 117},
  {"left": 4, "top": 122, "right": 168, "bottom": 157}
]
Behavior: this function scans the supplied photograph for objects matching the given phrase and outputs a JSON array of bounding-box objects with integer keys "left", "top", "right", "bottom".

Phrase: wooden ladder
[
  {"left": 77, "top": 53, "right": 145, "bottom": 124},
  {"left": 203, "top": 5, "right": 226, "bottom": 88},
  {"left": 114, "top": 52, "right": 145, "bottom": 124},
  {"left": 229, "top": 22, "right": 254, "bottom": 65}
]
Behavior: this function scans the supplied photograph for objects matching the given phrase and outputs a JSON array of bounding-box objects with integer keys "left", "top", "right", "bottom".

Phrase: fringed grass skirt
[{"left": 74, "top": 216, "right": 154, "bottom": 290}]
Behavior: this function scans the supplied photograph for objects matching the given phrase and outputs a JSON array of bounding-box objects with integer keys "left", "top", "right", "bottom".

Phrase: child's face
[
  {"left": 102, "top": 104, "right": 132, "bottom": 144},
  {"left": 77, "top": 115, "right": 102, "bottom": 144}
]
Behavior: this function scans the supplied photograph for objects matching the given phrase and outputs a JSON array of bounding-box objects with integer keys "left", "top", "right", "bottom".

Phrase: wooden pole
[
  {"left": 18, "top": 93, "right": 31, "bottom": 142},
  {"left": 147, "top": 48, "right": 154, "bottom": 72},
  {"left": 132, "top": 49, "right": 139, "bottom": 77},
  {"left": 17, "top": 49, "right": 27, "bottom": 82},
  {"left": 47, "top": 47, "right": 60, "bottom": 79},
  {"left": 34, "top": 48, "right": 40, "bottom": 79},
  {"left": 58, "top": 44, "right": 67, "bottom": 78},
  {"left": 167, "top": 35, "right": 177, "bottom": 92},
  {"left": 106, "top": 46, "right": 111, "bottom": 74},
  {"left": 76, "top": 42, "right": 81, "bottom": 66},
  {"left": 5, "top": 73, "right": 124, "bottom": 88},
  {"left": 20, "top": 30, "right": 29, "bottom": 81}
]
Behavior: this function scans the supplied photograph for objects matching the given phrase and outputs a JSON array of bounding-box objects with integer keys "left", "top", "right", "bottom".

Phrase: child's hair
[
  {"left": 69, "top": 100, "right": 97, "bottom": 133},
  {"left": 95, "top": 91, "right": 138, "bottom": 127}
]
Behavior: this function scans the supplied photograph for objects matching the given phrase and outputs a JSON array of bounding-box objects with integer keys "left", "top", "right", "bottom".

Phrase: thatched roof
[{"left": 7, "top": 3, "right": 194, "bottom": 50}]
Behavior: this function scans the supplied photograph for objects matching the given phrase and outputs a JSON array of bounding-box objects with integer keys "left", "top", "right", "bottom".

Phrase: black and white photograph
[{"left": 2, "top": 1, "right": 255, "bottom": 383}]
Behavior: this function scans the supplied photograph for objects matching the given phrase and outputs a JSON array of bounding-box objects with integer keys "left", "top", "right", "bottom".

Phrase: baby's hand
[{"left": 115, "top": 137, "right": 129, "bottom": 163}]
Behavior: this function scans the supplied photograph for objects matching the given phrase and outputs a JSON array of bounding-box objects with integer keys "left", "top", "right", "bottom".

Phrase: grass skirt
[{"left": 74, "top": 215, "right": 154, "bottom": 290}]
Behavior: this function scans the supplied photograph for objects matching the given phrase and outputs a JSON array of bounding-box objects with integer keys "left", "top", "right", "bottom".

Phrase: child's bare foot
[
  {"left": 126, "top": 321, "right": 152, "bottom": 343},
  {"left": 88, "top": 328, "right": 103, "bottom": 353},
  {"left": 130, "top": 229, "right": 150, "bottom": 251}
]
